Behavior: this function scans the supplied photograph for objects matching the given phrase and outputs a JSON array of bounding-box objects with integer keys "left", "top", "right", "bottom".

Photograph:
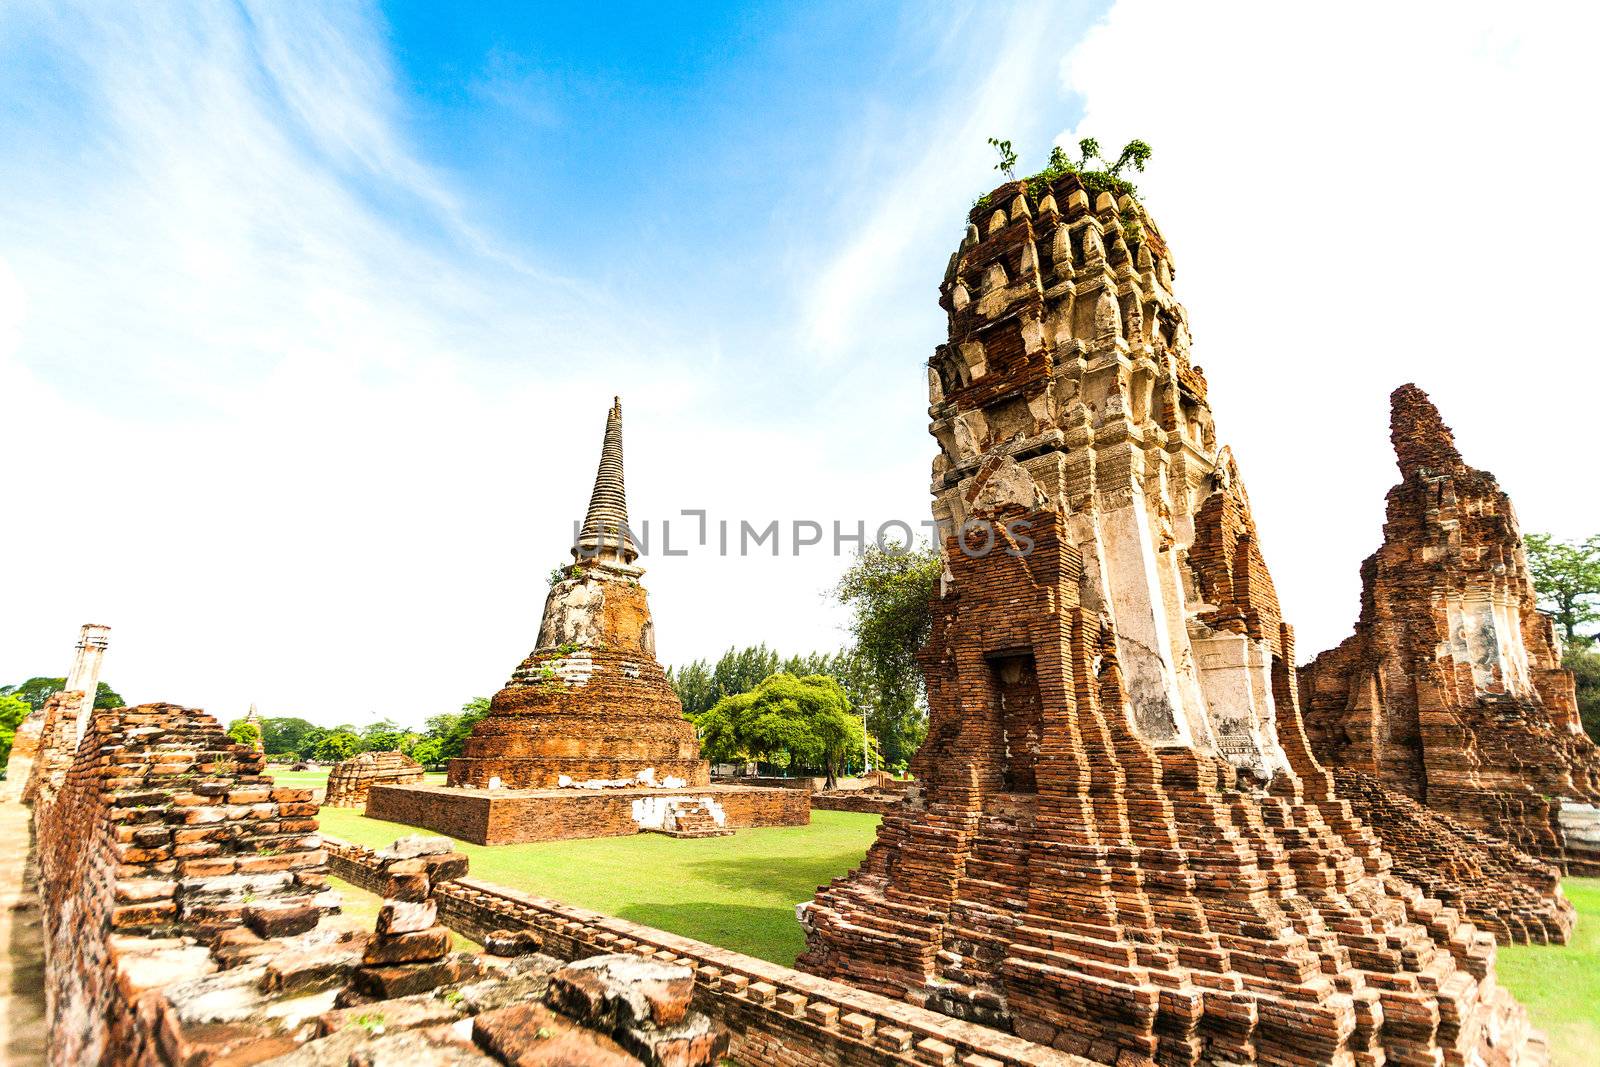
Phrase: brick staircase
[{"left": 657, "top": 799, "right": 732, "bottom": 838}]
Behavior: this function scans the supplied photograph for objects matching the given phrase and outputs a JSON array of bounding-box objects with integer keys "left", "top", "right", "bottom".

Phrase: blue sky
[{"left": 3, "top": 0, "right": 1594, "bottom": 727}]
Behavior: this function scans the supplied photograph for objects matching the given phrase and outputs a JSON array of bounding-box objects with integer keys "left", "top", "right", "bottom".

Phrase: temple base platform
[{"left": 365, "top": 781, "right": 811, "bottom": 845}]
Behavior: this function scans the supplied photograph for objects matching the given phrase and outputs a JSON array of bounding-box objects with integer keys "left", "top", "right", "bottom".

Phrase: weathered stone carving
[
  {"left": 799, "top": 177, "right": 1542, "bottom": 1066},
  {"left": 448, "top": 398, "right": 709, "bottom": 790},
  {"left": 1301, "top": 385, "right": 1600, "bottom": 882}
]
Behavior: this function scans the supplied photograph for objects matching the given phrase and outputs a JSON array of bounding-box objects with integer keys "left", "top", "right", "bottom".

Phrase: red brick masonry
[
  {"left": 323, "top": 836, "right": 1101, "bottom": 1067},
  {"left": 366, "top": 782, "right": 810, "bottom": 845}
]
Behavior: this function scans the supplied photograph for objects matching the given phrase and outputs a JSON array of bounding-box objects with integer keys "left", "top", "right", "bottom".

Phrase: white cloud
[
  {"left": 8, "top": 0, "right": 1589, "bottom": 730},
  {"left": 0, "top": 2, "right": 888, "bottom": 727},
  {"left": 1060, "top": 0, "right": 1600, "bottom": 658}
]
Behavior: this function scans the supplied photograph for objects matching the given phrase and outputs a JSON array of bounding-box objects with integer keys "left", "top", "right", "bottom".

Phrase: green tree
[
  {"left": 0, "top": 693, "right": 31, "bottom": 771},
  {"left": 1567, "top": 647, "right": 1600, "bottom": 744},
  {"left": 410, "top": 738, "right": 445, "bottom": 767},
  {"left": 1526, "top": 533, "right": 1600, "bottom": 646},
  {"left": 293, "top": 726, "right": 328, "bottom": 761},
  {"left": 312, "top": 730, "right": 361, "bottom": 763},
  {"left": 0, "top": 677, "right": 124, "bottom": 713},
  {"left": 667, "top": 659, "right": 715, "bottom": 717},
  {"left": 421, "top": 697, "right": 491, "bottom": 763},
  {"left": 359, "top": 719, "right": 406, "bottom": 753},
  {"left": 701, "top": 674, "right": 867, "bottom": 787},
  {"left": 671, "top": 645, "right": 781, "bottom": 718},
  {"left": 834, "top": 542, "right": 941, "bottom": 768},
  {"left": 258, "top": 717, "right": 319, "bottom": 757},
  {"left": 226, "top": 719, "right": 262, "bottom": 749}
]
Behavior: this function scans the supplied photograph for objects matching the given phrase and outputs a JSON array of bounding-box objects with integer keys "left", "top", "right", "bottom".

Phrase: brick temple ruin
[
  {"left": 366, "top": 398, "right": 809, "bottom": 843},
  {"left": 798, "top": 175, "right": 1545, "bottom": 1065},
  {"left": 19, "top": 696, "right": 740, "bottom": 1067},
  {"left": 14, "top": 670, "right": 1111, "bottom": 1066},
  {"left": 323, "top": 750, "right": 425, "bottom": 807},
  {"left": 1301, "top": 386, "right": 1600, "bottom": 894}
]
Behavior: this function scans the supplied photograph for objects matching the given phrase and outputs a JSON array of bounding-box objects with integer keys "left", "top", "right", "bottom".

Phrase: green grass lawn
[
  {"left": 314, "top": 807, "right": 881, "bottom": 966},
  {"left": 1497, "top": 877, "right": 1600, "bottom": 1067}
]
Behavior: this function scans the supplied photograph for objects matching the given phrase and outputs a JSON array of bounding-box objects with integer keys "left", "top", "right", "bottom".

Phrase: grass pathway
[{"left": 314, "top": 807, "right": 880, "bottom": 965}]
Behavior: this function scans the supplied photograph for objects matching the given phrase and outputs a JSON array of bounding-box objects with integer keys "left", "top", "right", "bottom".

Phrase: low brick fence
[
  {"left": 322, "top": 837, "right": 1093, "bottom": 1067},
  {"left": 365, "top": 782, "right": 810, "bottom": 845},
  {"left": 810, "top": 791, "right": 905, "bottom": 815}
]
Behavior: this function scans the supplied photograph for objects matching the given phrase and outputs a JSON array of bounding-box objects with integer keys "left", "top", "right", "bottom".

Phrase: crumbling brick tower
[
  {"left": 449, "top": 398, "right": 709, "bottom": 789},
  {"left": 799, "top": 176, "right": 1542, "bottom": 1066},
  {"left": 1302, "top": 386, "right": 1600, "bottom": 877},
  {"left": 324, "top": 750, "right": 425, "bottom": 807}
]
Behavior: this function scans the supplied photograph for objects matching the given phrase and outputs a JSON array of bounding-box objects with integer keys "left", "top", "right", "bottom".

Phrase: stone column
[{"left": 66, "top": 623, "right": 110, "bottom": 743}]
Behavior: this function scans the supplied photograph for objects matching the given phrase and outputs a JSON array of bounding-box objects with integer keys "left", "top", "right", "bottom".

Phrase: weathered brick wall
[
  {"left": 810, "top": 791, "right": 903, "bottom": 815},
  {"left": 34, "top": 702, "right": 327, "bottom": 1066},
  {"left": 797, "top": 176, "right": 1543, "bottom": 1066},
  {"left": 323, "top": 836, "right": 1098, "bottom": 1067},
  {"left": 323, "top": 750, "right": 423, "bottom": 807},
  {"left": 1329, "top": 767, "right": 1575, "bottom": 943},
  {"left": 367, "top": 782, "right": 809, "bottom": 845},
  {"left": 22, "top": 689, "right": 83, "bottom": 804},
  {"left": 1302, "top": 385, "right": 1600, "bottom": 882}
]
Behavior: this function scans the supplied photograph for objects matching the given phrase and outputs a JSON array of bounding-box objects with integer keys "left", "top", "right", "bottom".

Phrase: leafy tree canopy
[
  {"left": 1526, "top": 533, "right": 1600, "bottom": 645},
  {"left": 0, "top": 677, "right": 124, "bottom": 713},
  {"left": 258, "top": 717, "right": 321, "bottom": 757},
  {"left": 312, "top": 730, "right": 362, "bottom": 763},
  {"left": 0, "top": 693, "right": 31, "bottom": 771},
  {"left": 420, "top": 697, "right": 490, "bottom": 765},
  {"left": 698, "top": 673, "right": 867, "bottom": 787},
  {"left": 834, "top": 542, "right": 941, "bottom": 769},
  {"left": 226, "top": 719, "right": 262, "bottom": 749}
]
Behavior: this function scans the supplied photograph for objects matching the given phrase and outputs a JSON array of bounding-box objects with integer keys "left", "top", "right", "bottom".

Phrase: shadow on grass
[
  {"left": 614, "top": 900, "right": 807, "bottom": 967},
  {"left": 678, "top": 849, "right": 869, "bottom": 902}
]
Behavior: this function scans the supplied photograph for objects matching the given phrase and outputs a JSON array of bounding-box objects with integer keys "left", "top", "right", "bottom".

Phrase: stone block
[
  {"left": 377, "top": 899, "right": 437, "bottom": 935},
  {"left": 362, "top": 928, "right": 452, "bottom": 966},
  {"left": 472, "top": 1001, "right": 640, "bottom": 1067}
]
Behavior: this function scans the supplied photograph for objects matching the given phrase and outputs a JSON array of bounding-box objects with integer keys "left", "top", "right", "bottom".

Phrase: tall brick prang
[
  {"left": 448, "top": 397, "right": 707, "bottom": 790},
  {"left": 798, "top": 176, "right": 1543, "bottom": 1066},
  {"left": 1302, "top": 385, "right": 1600, "bottom": 880}
]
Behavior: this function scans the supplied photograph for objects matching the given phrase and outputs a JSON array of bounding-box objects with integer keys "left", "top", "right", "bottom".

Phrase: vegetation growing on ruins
[{"left": 977, "top": 135, "right": 1152, "bottom": 210}]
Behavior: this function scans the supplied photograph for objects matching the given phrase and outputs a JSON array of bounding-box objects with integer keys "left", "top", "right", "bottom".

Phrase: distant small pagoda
[{"left": 446, "top": 398, "right": 709, "bottom": 790}]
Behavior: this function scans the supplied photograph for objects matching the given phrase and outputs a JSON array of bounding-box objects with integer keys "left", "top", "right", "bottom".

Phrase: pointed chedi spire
[
  {"left": 572, "top": 396, "right": 638, "bottom": 565},
  {"left": 1389, "top": 382, "right": 1463, "bottom": 480}
]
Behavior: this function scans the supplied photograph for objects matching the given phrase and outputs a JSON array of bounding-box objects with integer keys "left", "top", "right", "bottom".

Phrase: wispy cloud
[
  {"left": 0, "top": 2, "right": 732, "bottom": 722},
  {"left": 801, "top": 0, "right": 1102, "bottom": 357}
]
